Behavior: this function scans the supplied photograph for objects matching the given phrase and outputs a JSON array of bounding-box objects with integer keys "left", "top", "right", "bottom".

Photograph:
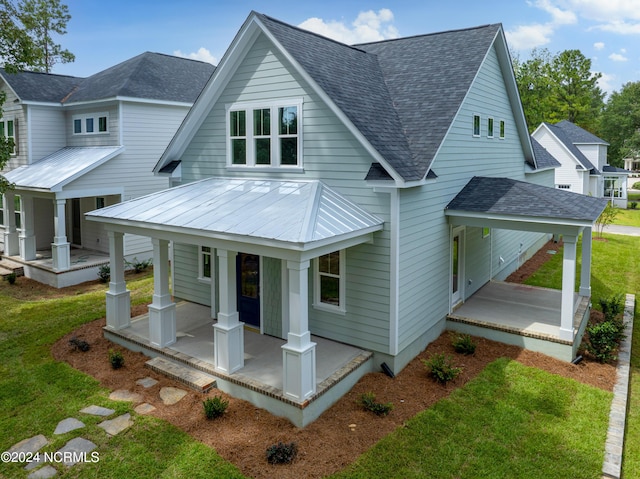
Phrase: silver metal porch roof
[
  {"left": 87, "top": 178, "right": 384, "bottom": 245},
  {"left": 4, "top": 146, "right": 124, "bottom": 191}
]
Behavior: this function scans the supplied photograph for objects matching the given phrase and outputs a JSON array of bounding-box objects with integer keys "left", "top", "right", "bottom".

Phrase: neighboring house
[
  {"left": 87, "top": 12, "right": 606, "bottom": 426},
  {"left": 0, "top": 53, "right": 215, "bottom": 286},
  {"left": 532, "top": 120, "right": 631, "bottom": 207}
]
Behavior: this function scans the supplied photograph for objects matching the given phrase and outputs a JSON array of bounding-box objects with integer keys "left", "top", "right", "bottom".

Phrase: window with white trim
[
  {"left": 556, "top": 184, "right": 571, "bottom": 190},
  {"left": 199, "top": 246, "right": 212, "bottom": 281},
  {"left": 0, "top": 118, "right": 16, "bottom": 155},
  {"left": 227, "top": 99, "right": 302, "bottom": 167},
  {"left": 499, "top": 120, "right": 505, "bottom": 139},
  {"left": 14, "top": 194, "right": 21, "bottom": 229},
  {"left": 472, "top": 114, "right": 480, "bottom": 137},
  {"left": 315, "top": 250, "right": 345, "bottom": 312},
  {"left": 72, "top": 113, "right": 108, "bottom": 135},
  {"left": 487, "top": 117, "right": 494, "bottom": 138}
]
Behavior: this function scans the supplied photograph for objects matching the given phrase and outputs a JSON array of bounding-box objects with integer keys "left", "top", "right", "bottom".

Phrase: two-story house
[
  {"left": 0, "top": 53, "right": 214, "bottom": 286},
  {"left": 87, "top": 12, "right": 606, "bottom": 426},
  {"left": 532, "top": 120, "right": 631, "bottom": 207}
]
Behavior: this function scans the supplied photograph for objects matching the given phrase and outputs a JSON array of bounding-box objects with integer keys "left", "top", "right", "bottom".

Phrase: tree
[
  {"left": 599, "top": 81, "right": 640, "bottom": 166},
  {"left": 514, "top": 48, "right": 604, "bottom": 133},
  {"left": 18, "top": 0, "right": 74, "bottom": 73},
  {"left": 595, "top": 203, "right": 619, "bottom": 238}
]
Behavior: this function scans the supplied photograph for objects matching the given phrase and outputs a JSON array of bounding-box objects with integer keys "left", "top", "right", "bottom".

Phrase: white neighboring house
[
  {"left": 0, "top": 53, "right": 214, "bottom": 286},
  {"left": 532, "top": 120, "right": 631, "bottom": 208}
]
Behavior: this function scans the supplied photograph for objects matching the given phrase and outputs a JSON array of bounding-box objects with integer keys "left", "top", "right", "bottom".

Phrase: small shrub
[
  {"left": 423, "top": 353, "right": 462, "bottom": 384},
  {"left": 97, "top": 265, "right": 110, "bottom": 283},
  {"left": 125, "top": 257, "right": 152, "bottom": 273},
  {"left": 358, "top": 392, "right": 393, "bottom": 416},
  {"left": 266, "top": 441, "right": 298, "bottom": 464},
  {"left": 69, "top": 336, "right": 90, "bottom": 352},
  {"left": 586, "top": 321, "right": 620, "bottom": 363},
  {"left": 633, "top": 181, "right": 640, "bottom": 190},
  {"left": 108, "top": 349, "right": 125, "bottom": 369},
  {"left": 599, "top": 293, "right": 624, "bottom": 322},
  {"left": 203, "top": 395, "right": 229, "bottom": 419},
  {"left": 452, "top": 333, "right": 476, "bottom": 355},
  {"left": 5, "top": 272, "right": 17, "bottom": 285},
  {"left": 630, "top": 201, "right": 638, "bottom": 209}
]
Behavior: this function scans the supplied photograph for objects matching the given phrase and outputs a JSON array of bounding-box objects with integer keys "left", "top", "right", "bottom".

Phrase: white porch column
[
  {"left": 213, "top": 249, "right": 244, "bottom": 374},
  {"left": 282, "top": 259, "right": 316, "bottom": 402},
  {"left": 51, "top": 198, "right": 71, "bottom": 271},
  {"left": 579, "top": 227, "right": 592, "bottom": 297},
  {"left": 18, "top": 195, "right": 36, "bottom": 260},
  {"left": 2, "top": 192, "right": 19, "bottom": 256},
  {"left": 105, "top": 231, "right": 130, "bottom": 330},
  {"left": 560, "top": 234, "right": 578, "bottom": 341},
  {"left": 148, "top": 238, "right": 176, "bottom": 348}
]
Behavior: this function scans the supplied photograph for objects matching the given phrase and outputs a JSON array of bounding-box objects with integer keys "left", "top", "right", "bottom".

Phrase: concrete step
[
  {"left": 0, "top": 257, "right": 24, "bottom": 278},
  {"left": 145, "top": 356, "right": 217, "bottom": 393}
]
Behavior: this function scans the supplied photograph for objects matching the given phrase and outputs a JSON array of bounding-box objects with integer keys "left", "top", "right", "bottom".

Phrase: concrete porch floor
[
  {"left": 105, "top": 302, "right": 374, "bottom": 425},
  {"left": 447, "top": 281, "right": 590, "bottom": 361}
]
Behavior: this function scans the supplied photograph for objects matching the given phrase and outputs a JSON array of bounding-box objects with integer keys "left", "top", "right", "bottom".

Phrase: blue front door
[{"left": 237, "top": 253, "right": 260, "bottom": 328}]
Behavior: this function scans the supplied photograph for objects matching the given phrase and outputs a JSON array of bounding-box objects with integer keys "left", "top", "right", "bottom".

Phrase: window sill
[
  {"left": 197, "top": 277, "right": 212, "bottom": 285},
  {"left": 312, "top": 302, "right": 346, "bottom": 315},
  {"left": 227, "top": 165, "right": 304, "bottom": 173}
]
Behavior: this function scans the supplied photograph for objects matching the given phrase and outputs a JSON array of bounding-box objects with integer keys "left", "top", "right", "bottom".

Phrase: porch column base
[
  {"left": 282, "top": 338, "right": 316, "bottom": 402},
  {"left": 213, "top": 321, "right": 244, "bottom": 374},
  {"left": 559, "top": 327, "right": 573, "bottom": 341},
  {"left": 149, "top": 302, "right": 176, "bottom": 348},
  {"left": 19, "top": 234, "right": 36, "bottom": 261},
  {"left": 105, "top": 290, "right": 131, "bottom": 330},
  {"left": 51, "top": 241, "right": 71, "bottom": 271},
  {"left": 3, "top": 231, "right": 19, "bottom": 256}
]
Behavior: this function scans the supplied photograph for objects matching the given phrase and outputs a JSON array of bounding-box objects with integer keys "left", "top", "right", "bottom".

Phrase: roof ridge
[{"left": 354, "top": 23, "right": 501, "bottom": 47}]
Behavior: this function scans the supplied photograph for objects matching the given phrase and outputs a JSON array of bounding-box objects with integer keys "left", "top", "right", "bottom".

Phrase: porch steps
[
  {"left": 145, "top": 356, "right": 217, "bottom": 393},
  {"left": 0, "top": 256, "right": 24, "bottom": 278}
]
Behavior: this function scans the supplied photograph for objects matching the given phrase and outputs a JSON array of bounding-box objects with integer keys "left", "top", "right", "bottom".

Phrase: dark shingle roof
[
  {"left": 530, "top": 137, "right": 561, "bottom": 169},
  {"left": 446, "top": 176, "right": 607, "bottom": 222},
  {"left": 1, "top": 52, "right": 215, "bottom": 105},
  {"left": 256, "top": 13, "right": 501, "bottom": 182},
  {"left": 66, "top": 52, "right": 215, "bottom": 104},
  {"left": 0, "top": 69, "right": 82, "bottom": 102},
  {"left": 554, "top": 120, "right": 608, "bottom": 145},
  {"left": 543, "top": 122, "right": 600, "bottom": 174},
  {"left": 603, "top": 165, "right": 631, "bottom": 174}
]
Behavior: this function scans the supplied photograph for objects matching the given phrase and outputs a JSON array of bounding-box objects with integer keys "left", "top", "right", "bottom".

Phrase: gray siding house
[
  {"left": 0, "top": 53, "right": 214, "bottom": 286},
  {"left": 87, "top": 12, "right": 606, "bottom": 426}
]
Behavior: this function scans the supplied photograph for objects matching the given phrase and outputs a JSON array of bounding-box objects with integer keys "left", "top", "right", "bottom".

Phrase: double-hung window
[
  {"left": 227, "top": 99, "right": 302, "bottom": 168},
  {"left": 314, "top": 250, "right": 345, "bottom": 313},
  {"left": 199, "top": 246, "right": 212, "bottom": 281},
  {"left": 0, "top": 118, "right": 16, "bottom": 155}
]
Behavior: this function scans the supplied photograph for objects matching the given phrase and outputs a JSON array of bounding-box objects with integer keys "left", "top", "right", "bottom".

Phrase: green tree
[
  {"left": 514, "top": 48, "right": 604, "bottom": 133},
  {"left": 599, "top": 81, "right": 640, "bottom": 166},
  {"left": 18, "top": 0, "right": 74, "bottom": 73}
]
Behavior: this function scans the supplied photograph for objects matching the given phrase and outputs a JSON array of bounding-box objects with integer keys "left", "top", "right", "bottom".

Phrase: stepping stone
[
  {"left": 136, "top": 377, "right": 158, "bottom": 388},
  {"left": 98, "top": 413, "right": 133, "bottom": 436},
  {"left": 134, "top": 403, "right": 156, "bottom": 415},
  {"left": 159, "top": 386, "right": 187, "bottom": 405},
  {"left": 8, "top": 434, "right": 48, "bottom": 455},
  {"left": 27, "top": 465, "right": 57, "bottom": 479},
  {"left": 54, "top": 417, "right": 85, "bottom": 435},
  {"left": 80, "top": 405, "right": 115, "bottom": 416},
  {"left": 109, "top": 389, "right": 143, "bottom": 403},
  {"left": 57, "top": 437, "right": 97, "bottom": 466}
]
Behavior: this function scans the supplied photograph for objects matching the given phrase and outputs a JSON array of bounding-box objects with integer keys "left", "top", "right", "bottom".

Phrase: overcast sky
[{"left": 53, "top": 0, "right": 640, "bottom": 95}]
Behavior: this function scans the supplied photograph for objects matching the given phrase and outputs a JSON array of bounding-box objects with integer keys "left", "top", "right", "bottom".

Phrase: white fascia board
[
  {"left": 63, "top": 97, "right": 192, "bottom": 108},
  {"left": 445, "top": 209, "right": 591, "bottom": 234}
]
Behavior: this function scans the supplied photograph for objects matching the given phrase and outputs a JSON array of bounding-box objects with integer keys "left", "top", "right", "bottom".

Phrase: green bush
[
  {"left": 423, "top": 353, "right": 462, "bottom": 384},
  {"left": 632, "top": 181, "right": 640, "bottom": 190},
  {"left": 125, "top": 257, "right": 153, "bottom": 273},
  {"left": 358, "top": 392, "right": 393, "bottom": 416},
  {"left": 266, "top": 441, "right": 298, "bottom": 464},
  {"left": 5, "top": 272, "right": 17, "bottom": 285},
  {"left": 108, "top": 349, "right": 125, "bottom": 369},
  {"left": 630, "top": 201, "right": 638, "bottom": 209},
  {"left": 586, "top": 321, "right": 621, "bottom": 363},
  {"left": 97, "top": 264, "right": 110, "bottom": 283},
  {"left": 452, "top": 333, "right": 477, "bottom": 355},
  {"left": 599, "top": 293, "right": 625, "bottom": 321},
  {"left": 203, "top": 395, "right": 229, "bottom": 419}
]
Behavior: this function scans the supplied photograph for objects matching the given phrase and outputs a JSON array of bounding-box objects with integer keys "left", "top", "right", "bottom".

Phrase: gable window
[
  {"left": 227, "top": 99, "right": 302, "bottom": 168},
  {"left": 487, "top": 118, "right": 494, "bottom": 138},
  {"left": 199, "top": 246, "right": 212, "bottom": 281},
  {"left": 499, "top": 120, "right": 505, "bottom": 139},
  {"left": 472, "top": 114, "right": 480, "bottom": 137},
  {"left": 72, "top": 113, "right": 108, "bottom": 135},
  {"left": 314, "top": 250, "right": 345, "bottom": 312},
  {"left": 0, "top": 118, "right": 16, "bottom": 155},
  {"left": 96, "top": 197, "right": 105, "bottom": 209}
]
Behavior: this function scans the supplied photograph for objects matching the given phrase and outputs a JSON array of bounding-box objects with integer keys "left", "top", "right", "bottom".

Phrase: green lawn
[
  {"left": 1, "top": 233, "right": 638, "bottom": 478},
  {"left": 614, "top": 207, "right": 640, "bottom": 227}
]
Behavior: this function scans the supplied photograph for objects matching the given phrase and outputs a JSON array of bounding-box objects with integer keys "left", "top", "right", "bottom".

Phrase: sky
[{"left": 52, "top": 0, "right": 640, "bottom": 96}]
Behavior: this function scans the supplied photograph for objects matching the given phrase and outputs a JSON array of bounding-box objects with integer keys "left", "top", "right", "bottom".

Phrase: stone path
[{"left": 5, "top": 377, "right": 187, "bottom": 478}]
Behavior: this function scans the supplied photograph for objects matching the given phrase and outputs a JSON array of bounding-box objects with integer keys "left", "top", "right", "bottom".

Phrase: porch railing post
[
  {"left": 213, "top": 249, "right": 244, "bottom": 374},
  {"left": 560, "top": 234, "right": 577, "bottom": 341},
  {"left": 105, "top": 230, "right": 130, "bottom": 330},
  {"left": 282, "top": 259, "right": 316, "bottom": 402},
  {"left": 148, "top": 238, "right": 176, "bottom": 348}
]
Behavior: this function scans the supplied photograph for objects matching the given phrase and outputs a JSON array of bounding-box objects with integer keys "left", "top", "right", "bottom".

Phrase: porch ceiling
[
  {"left": 445, "top": 176, "right": 608, "bottom": 234},
  {"left": 87, "top": 177, "right": 384, "bottom": 255}
]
